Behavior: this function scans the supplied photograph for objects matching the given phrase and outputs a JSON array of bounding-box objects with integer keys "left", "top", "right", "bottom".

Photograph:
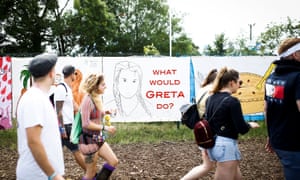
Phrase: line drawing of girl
[{"left": 112, "top": 61, "right": 152, "bottom": 118}]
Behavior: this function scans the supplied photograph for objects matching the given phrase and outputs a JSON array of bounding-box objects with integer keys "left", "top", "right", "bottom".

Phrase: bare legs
[
  {"left": 73, "top": 150, "right": 86, "bottom": 171},
  {"left": 82, "top": 142, "right": 118, "bottom": 180},
  {"left": 214, "top": 160, "right": 241, "bottom": 180},
  {"left": 181, "top": 149, "right": 215, "bottom": 180}
]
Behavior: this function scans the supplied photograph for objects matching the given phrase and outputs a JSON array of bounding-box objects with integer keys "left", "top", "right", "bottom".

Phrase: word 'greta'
[{"left": 146, "top": 90, "right": 185, "bottom": 98}]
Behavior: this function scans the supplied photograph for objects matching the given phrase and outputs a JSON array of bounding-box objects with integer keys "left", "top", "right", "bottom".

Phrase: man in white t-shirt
[
  {"left": 54, "top": 65, "right": 85, "bottom": 171},
  {"left": 16, "top": 54, "right": 65, "bottom": 180}
]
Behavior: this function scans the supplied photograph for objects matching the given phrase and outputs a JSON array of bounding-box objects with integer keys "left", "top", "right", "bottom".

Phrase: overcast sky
[{"left": 168, "top": 0, "right": 299, "bottom": 50}]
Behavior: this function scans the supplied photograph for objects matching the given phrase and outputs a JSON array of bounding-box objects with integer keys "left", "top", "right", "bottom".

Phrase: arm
[
  {"left": 297, "top": 100, "right": 300, "bottom": 112},
  {"left": 264, "top": 101, "right": 274, "bottom": 153},
  {"left": 296, "top": 75, "right": 300, "bottom": 112},
  {"left": 26, "top": 125, "right": 64, "bottom": 179},
  {"left": 81, "top": 96, "right": 116, "bottom": 134},
  {"left": 73, "top": 100, "right": 79, "bottom": 113},
  {"left": 230, "top": 99, "right": 251, "bottom": 135},
  {"left": 55, "top": 100, "right": 67, "bottom": 138}
]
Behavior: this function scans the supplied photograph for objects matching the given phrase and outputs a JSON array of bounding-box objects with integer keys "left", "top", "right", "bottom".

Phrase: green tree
[
  {"left": 102, "top": 0, "right": 170, "bottom": 55},
  {"left": 203, "top": 33, "right": 227, "bottom": 56},
  {"left": 172, "top": 34, "right": 200, "bottom": 56},
  {"left": 67, "top": 0, "right": 117, "bottom": 56},
  {"left": 2, "top": 0, "right": 199, "bottom": 56},
  {"left": 258, "top": 17, "right": 300, "bottom": 55},
  {"left": 144, "top": 44, "right": 160, "bottom": 56},
  {"left": 103, "top": 0, "right": 199, "bottom": 56},
  {"left": 4, "top": 0, "right": 59, "bottom": 56},
  {"left": 229, "top": 35, "right": 259, "bottom": 56}
]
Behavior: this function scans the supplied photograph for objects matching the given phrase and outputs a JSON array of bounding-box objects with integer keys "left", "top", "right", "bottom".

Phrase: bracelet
[
  {"left": 59, "top": 127, "right": 65, "bottom": 134},
  {"left": 48, "top": 171, "right": 57, "bottom": 180}
]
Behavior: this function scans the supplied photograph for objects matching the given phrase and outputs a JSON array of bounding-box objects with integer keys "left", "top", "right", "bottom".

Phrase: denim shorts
[
  {"left": 61, "top": 124, "right": 79, "bottom": 152},
  {"left": 274, "top": 148, "right": 300, "bottom": 180},
  {"left": 207, "top": 136, "right": 241, "bottom": 162}
]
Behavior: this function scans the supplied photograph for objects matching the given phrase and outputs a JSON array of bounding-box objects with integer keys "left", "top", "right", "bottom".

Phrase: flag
[{"left": 189, "top": 57, "right": 196, "bottom": 103}]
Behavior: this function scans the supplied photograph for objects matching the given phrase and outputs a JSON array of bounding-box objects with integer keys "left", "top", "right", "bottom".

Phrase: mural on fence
[
  {"left": 11, "top": 56, "right": 275, "bottom": 122},
  {"left": 112, "top": 61, "right": 152, "bottom": 118},
  {"left": 0, "top": 56, "right": 12, "bottom": 129},
  {"left": 103, "top": 58, "right": 188, "bottom": 122}
]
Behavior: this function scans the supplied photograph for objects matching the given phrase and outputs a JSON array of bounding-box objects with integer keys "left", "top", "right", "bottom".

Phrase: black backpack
[
  {"left": 49, "top": 83, "right": 67, "bottom": 107},
  {"left": 179, "top": 91, "right": 208, "bottom": 129}
]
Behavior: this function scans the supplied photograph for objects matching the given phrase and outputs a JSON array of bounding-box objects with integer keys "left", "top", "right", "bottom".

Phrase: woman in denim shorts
[{"left": 205, "top": 67, "right": 260, "bottom": 180}]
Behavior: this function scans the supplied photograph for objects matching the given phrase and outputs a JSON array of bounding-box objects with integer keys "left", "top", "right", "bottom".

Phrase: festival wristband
[
  {"left": 59, "top": 127, "right": 65, "bottom": 134},
  {"left": 48, "top": 171, "right": 57, "bottom": 180}
]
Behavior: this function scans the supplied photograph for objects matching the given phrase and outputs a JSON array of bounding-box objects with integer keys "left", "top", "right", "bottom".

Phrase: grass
[
  {"left": 0, "top": 120, "right": 267, "bottom": 149},
  {"left": 0, "top": 125, "right": 17, "bottom": 149}
]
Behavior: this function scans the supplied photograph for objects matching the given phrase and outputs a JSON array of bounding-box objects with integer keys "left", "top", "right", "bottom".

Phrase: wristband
[
  {"left": 59, "top": 127, "right": 65, "bottom": 134},
  {"left": 48, "top": 171, "right": 57, "bottom": 180}
]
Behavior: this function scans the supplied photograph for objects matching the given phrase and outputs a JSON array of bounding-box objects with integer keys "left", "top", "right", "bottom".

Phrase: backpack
[
  {"left": 49, "top": 83, "right": 67, "bottom": 107},
  {"left": 179, "top": 91, "right": 208, "bottom": 129},
  {"left": 193, "top": 118, "right": 215, "bottom": 148},
  {"left": 193, "top": 96, "right": 229, "bottom": 149}
]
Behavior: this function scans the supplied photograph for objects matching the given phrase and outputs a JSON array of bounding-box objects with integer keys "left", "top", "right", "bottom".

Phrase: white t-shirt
[
  {"left": 16, "top": 87, "right": 64, "bottom": 179},
  {"left": 54, "top": 82, "right": 74, "bottom": 125}
]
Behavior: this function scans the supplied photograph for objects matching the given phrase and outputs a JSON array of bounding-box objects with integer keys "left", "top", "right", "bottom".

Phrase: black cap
[
  {"left": 28, "top": 54, "right": 57, "bottom": 78},
  {"left": 62, "top": 65, "right": 75, "bottom": 77}
]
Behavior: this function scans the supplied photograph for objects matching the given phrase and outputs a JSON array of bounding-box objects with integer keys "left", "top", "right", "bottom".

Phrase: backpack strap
[
  {"left": 206, "top": 96, "right": 229, "bottom": 121},
  {"left": 206, "top": 96, "right": 229, "bottom": 134},
  {"left": 58, "top": 82, "right": 68, "bottom": 93},
  {"left": 196, "top": 91, "right": 208, "bottom": 105}
]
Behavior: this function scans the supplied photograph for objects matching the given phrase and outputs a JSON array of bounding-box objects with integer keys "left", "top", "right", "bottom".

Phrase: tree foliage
[
  {"left": 258, "top": 17, "right": 300, "bottom": 55},
  {"left": 3, "top": 0, "right": 59, "bottom": 56},
  {"left": 203, "top": 33, "right": 227, "bottom": 56},
  {"left": 3, "top": 1, "right": 298, "bottom": 57},
  {"left": 1, "top": 0, "right": 199, "bottom": 57}
]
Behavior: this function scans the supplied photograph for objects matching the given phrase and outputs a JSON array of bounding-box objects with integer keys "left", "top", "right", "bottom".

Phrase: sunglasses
[{"left": 238, "top": 80, "right": 243, "bottom": 86}]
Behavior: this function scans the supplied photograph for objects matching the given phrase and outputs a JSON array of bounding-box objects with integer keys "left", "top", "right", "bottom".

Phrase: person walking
[
  {"left": 16, "top": 54, "right": 65, "bottom": 180},
  {"left": 54, "top": 65, "right": 86, "bottom": 171},
  {"left": 79, "top": 73, "right": 118, "bottom": 180},
  {"left": 205, "top": 67, "right": 259, "bottom": 180},
  {"left": 264, "top": 37, "right": 300, "bottom": 180},
  {"left": 181, "top": 69, "right": 217, "bottom": 180}
]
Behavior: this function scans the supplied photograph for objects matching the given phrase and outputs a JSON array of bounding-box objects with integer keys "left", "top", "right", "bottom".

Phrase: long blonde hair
[{"left": 80, "top": 73, "right": 104, "bottom": 111}]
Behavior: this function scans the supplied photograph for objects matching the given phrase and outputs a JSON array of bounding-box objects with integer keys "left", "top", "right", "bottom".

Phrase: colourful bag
[{"left": 70, "top": 111, "right": 82, "bottom": 144}]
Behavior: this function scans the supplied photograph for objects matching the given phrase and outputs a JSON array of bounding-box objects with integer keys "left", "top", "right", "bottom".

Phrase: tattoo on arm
[{"left": 56, "top": 101, "right": 64, "bottom": 126}]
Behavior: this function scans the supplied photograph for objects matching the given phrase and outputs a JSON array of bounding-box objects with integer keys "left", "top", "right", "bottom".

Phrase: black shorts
[{"left": 61, "top": 124, "right": 79, "bottom": 152}]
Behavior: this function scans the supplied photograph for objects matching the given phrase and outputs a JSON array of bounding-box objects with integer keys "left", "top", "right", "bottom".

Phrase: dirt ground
[{"left": 0, "top": 138, "right": 284, "bottom": 180}]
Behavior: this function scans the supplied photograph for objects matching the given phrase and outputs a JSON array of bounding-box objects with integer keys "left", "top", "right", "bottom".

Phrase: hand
[
  {"left": 61, "top": 132, "right": 67, "bottom": 139},
  {"left": 105, "top": 108, "right": 117, "bottom": 117},
  {"left": 105, "top": 126, "right": 116, "bottom": 135},
  {"left": 53, "top": 174, "right": 65, "bottom": 180},
  {"left": 248, "top": 122, "right": 260, "bottom": 128},
  {"left": 59, "top": 127, "right": 67, "bottom": 139},
  {"left": 265, "top": 137, "right": 274, "bottom": 153}
]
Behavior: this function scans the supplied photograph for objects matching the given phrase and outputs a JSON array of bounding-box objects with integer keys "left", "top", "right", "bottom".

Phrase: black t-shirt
[{"left": 206, "top": 92, "right": 250, "bottom": 139}]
